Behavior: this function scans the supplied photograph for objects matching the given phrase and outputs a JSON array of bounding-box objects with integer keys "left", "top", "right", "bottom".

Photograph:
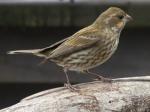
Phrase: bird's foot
[
  {"left": 83, "top": 70, "right": 112, "bottom": 83},
  {"left": 94, "top": 76, "right": 112, "bottom": 83},
  {"left": 64, "top": 83, "right": 80, "bottom": 92}
]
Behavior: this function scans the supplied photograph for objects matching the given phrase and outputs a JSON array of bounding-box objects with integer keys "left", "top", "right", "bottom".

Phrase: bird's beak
[{"left": 125, "top": 14, "right": 133, "bottom": 22}]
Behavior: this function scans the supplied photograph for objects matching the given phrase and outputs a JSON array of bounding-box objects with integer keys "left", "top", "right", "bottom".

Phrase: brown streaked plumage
[{"left": 7, "top": 7, "right": 132, "bottom": 91}]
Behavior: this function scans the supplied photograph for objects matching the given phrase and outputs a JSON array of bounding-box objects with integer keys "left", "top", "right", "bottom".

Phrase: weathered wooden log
[{"left": 1, "top": 76, "right": 150, "bottom": 112}]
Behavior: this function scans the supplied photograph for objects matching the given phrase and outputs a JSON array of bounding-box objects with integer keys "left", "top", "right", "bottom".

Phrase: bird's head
[{"left": 95, "top": 7, "right": 132, "bottom": 33}]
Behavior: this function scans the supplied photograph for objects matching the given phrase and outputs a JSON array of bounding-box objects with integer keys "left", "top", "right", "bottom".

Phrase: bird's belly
[{"left": 55, "top": 48, "right": 95, "bottom": 70}]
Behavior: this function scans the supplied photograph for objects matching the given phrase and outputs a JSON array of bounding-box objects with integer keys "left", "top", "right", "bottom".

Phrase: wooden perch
[{"left": 1, "top": 76, "right": 150, "bottom": 112}]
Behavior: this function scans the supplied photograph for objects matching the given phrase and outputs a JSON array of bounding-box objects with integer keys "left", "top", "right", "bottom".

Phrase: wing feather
[
  {"left": 49, "top": 27, "right": 101, "bottom": 58},
  {"left": 38, "top": 37, "right": 68, "bottom": 56}
]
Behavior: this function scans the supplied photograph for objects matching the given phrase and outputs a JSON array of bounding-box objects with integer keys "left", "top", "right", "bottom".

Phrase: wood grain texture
[{"left": 1, "top": 76, "right": 150, "bottom": 112}]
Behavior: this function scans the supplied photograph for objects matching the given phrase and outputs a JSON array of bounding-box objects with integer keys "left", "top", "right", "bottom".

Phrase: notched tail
[
  {"left": 7, "top": 49, "right": 40, "bottom": 54},
  {"left": 7, "top": 37, "right": 67, "bottom": 58},
  {"left": 7, "top": 49, "right": 47, "bottom": 58}
]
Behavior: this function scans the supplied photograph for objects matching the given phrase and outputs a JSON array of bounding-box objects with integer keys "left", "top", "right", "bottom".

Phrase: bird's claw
[
  {"left": 94, "top": 76, "right": 112, "bottom": 83},
  {"left": 64, "top": 83, "right": 80, "bottom": 92}
]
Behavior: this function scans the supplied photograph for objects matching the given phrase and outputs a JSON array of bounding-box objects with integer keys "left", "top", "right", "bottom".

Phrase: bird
[{"left": 7, "top": 7, "right": 132, "bottom": 91}]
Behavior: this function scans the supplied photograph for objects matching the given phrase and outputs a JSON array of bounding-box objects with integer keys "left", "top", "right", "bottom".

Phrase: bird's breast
[
  {"left": 53, "top": 36, "right": 119, "bottom": 71},
  {"left": 90, "top": 37, "right": 119, "bottom": 66}
]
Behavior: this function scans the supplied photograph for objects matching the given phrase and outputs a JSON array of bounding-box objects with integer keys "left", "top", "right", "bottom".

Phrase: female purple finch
[{"left": 8, "top": 7, "right": 132, "bottom": 91}]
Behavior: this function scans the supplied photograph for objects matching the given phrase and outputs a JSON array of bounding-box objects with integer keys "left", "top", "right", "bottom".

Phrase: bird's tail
[
  {"left": 7, "top": 49, "right": 46, "bottom": 57},
  {"left": 7, "top": 37, "right": 67, "bottom": 58},
  {"left": 7, "top": 38, "right": 67, "bottom": 66},
  {"left": 7, "top": 49, "right": 39, "bottom": 54}
]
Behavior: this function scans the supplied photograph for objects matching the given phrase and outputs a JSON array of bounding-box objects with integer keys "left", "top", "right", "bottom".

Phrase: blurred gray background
[{"left": 0, "top": 0, "right": 150, "bottom": 109}]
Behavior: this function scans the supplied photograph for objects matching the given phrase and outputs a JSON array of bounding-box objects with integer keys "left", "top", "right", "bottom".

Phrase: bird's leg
[
  {"left": 83, "top": 70, "right": 112, "bottom": 82},
  {"left": 64, "top": 69, "right": 79, "bottom": 92}
]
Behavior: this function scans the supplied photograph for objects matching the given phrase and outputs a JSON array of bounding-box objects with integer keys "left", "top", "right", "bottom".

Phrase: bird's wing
[
  {"left": 49, "top": 28, "right": 101, "bottom": 58},
  {"left": 38, "top": 37, "right": 68, "bottom": 56}
]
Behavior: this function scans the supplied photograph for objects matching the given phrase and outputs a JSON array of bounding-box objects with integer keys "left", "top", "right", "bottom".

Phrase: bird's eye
[{"left": 118, "top": 15, "right": 124, "bottom": 20}]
